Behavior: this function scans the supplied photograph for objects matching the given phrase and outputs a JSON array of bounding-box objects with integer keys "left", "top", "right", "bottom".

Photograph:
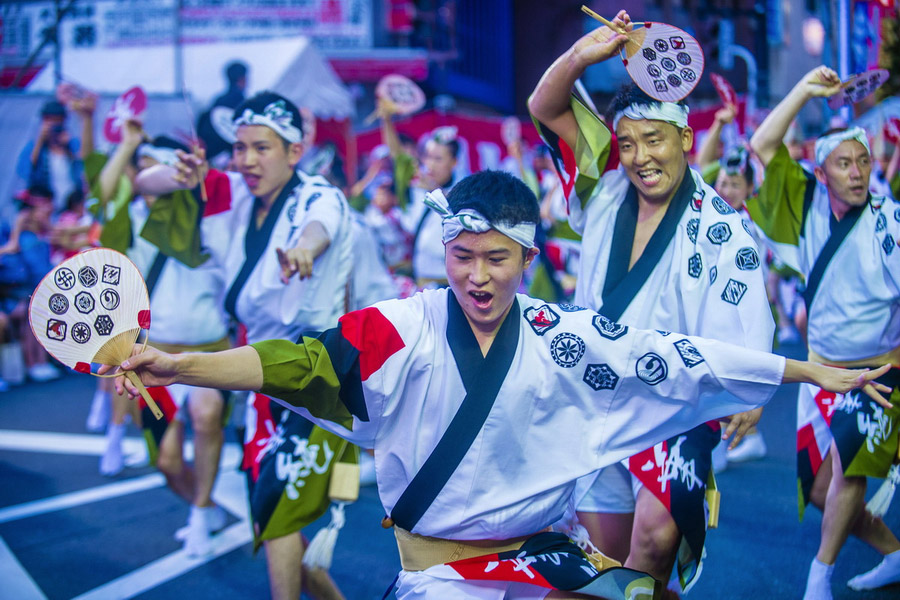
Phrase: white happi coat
[
  {"left": 569, "top": 166, "right": 774, "bottom": 352},
  {"left": 752, "top": 145, "right": 900, "bottom": 361},
  {"left": 202, "top": 169, "right": 353, "bottom": 343},
  {"left": 789, "top": 188, "right": 900, "bottom": 361},
  {"left": 257, "top": 289, "right": 785, "bottom": 540},
  {"left": 127, "top": 198, "right": 228, "bottom": 346}
]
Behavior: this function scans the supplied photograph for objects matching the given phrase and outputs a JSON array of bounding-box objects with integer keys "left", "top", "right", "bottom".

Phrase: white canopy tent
[{"left": 26, "top": 37, "right": 355, "bottom": 120}]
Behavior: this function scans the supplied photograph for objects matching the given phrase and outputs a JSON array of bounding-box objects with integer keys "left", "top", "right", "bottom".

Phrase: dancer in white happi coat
[
  {"left": 109, "top": 170, "right": 892, "bottom": 600},
  {"left": 528, "top": 11, "right": 773, "bottom": 591},
  {"left": 750, "top": 65, "right": 900, "bottom": 600}
]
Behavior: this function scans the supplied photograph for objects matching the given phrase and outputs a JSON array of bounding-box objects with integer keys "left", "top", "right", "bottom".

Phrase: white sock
[
  {"left": 848, "top": 549, "right": 900, "bottom": 590},
  {"left": 86, "top": 390, "right": 111, "bottom": 432},
  {"left": 803, "top": 558, "right": 834, "bottom": 600},
  {"left": 100, "top": 423, "right": 125, "bottom": 476}
]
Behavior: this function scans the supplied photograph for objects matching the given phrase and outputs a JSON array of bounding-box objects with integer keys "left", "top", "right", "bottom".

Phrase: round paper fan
[
  {"left": 29, "top": 248, "right": 163, "bottom": 419},
  {"left": 103, "top": 86, "right": 148, "bottom": 143},
  {"left": 827, "top": 68, "right": 889, "bottom": 110},
  {"left": 376, "top": 74, "right": 426, "bottom": 116},
  {"left": 623, "top": 22, "right": 704, "bottom": 102},
  {"left": 710, "top": 72, "right": 737, "bottom": 108}
]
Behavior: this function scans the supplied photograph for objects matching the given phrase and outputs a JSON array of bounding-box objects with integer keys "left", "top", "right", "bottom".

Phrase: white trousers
[{"left": 396, "top": 569, "right": 551, "bottom": 599}]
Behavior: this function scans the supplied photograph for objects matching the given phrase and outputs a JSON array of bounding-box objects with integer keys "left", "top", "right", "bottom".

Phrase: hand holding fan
[
  {"left": 827, "top": 69, "right": 889, "bottom": 110},
  {"left": 365, "top": 74, "right": 427, "bottom": 124},
  {"left": 581, "top": 5, "right": 704, "bottom": 102},
  {"left": 29, "top": 248, "right": 163, "bottom": 419},
  {"left": 103, "top": 86, "right": 148, "bottom": 144}
]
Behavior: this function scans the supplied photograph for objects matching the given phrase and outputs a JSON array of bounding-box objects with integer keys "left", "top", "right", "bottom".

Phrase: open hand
[{"left": 816, "top": 363, "right": 894, "bottom": 409}]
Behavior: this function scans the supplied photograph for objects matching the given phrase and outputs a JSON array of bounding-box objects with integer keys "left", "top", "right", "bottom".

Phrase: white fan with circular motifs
[{"left": 29, "top": 248, "right": 162, "bottom": 419}]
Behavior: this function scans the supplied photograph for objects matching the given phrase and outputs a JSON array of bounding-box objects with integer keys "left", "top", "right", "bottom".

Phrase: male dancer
[
  {"left": 87, "top": 118, "right": 230, "bottom": 555},
  {"left": 153, "top": 91, "right": 351, "bottom": 600},
  {"left": 529, "top": 11, "right": 771, "bottom": 591},
  {"left": 750, "top": 65, "right": 900, "bottom": 599},
  {"left": 110, "top": 169, "right": 891, "bottom": 600}
]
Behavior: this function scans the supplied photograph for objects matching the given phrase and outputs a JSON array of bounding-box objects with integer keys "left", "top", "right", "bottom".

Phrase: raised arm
[
  {"left": 98, "top": 119, "right": 143, "bottom": 205},
  {"left": 378, "top": 98, "right": 405, "bottom": 159},
  {"left": 73, "top": 95, "right": 97, "bottom": 160},
  {"left": 697, "top": 105, "right": 735, "bottom": 170},
  {"left": 750, "top": 66, "right": 841, "bottom": 167},
  {"left": 527, "top": 9, "right": 631, "bottom": 152}
]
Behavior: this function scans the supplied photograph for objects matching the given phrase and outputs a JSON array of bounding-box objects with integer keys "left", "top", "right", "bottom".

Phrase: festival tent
[{"left": 26, "top": 37, "right": 354, "bottom": 120}]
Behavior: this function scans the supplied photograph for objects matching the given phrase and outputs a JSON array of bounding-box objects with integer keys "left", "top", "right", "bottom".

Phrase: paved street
[{"left": 1, "top": 341, "right": 898, "bottom": 599}]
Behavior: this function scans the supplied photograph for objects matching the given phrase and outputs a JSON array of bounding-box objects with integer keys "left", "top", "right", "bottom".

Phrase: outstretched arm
[
  {"left": 527, "top": 9, "right": 631, "bottom": 152},
  {"left": 113, "top": 345, "right": 263, "bottom": 397},
  {"left": 276, "top": 221, "right": 331, "bottom": 281},
  {"left": 750, "top": 66, "right": 841, "bottom": 167},
  {"left": 784, "top": 360, "right": 893, "bottom": 408}
]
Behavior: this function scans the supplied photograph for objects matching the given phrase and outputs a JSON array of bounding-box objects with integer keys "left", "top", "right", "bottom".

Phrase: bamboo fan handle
[
  {"left": 581, "top": 5, "right": 625, "bottom": 33},
  {"left": 124, "top": 370, "right": 164, "bottom": 420}
]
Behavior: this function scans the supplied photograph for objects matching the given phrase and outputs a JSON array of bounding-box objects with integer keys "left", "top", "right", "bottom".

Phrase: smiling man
[
  {"left": 528, "top": 11, "right": 775, "bottom": 593},
  {"left": 750, "top": 65, "right": 900, "bottom": 600},
  {"left": 109, "top": 169, "right": 891, "bottom": 600}
]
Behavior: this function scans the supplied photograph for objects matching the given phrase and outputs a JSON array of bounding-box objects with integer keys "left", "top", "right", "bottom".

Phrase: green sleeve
[
  {"left": 139, "top": 189, "right": 209, "bottom": 268},
  {"left": 891, "top": 172, "right": 900, "bottom": 201},
  {"left": 746, "top": 144, "right": 812, "bottom": 246},
  {"left": 348, "top": 193, "right": 369, "bottom": 213},
  {"left": 84, "top": 151, "right": 134, "bottom": 253},
  {"left": 393, "top": 151, "right": 416, "bottom": 210},
  {"left": 252, "top": 337, "right": 353, "bottom": 429},
  {"left": 570, "top": 97, "right": 613, "bottom": 210},
  {"left": 701, "top": 162, "right": 720, "bottom": 187}
]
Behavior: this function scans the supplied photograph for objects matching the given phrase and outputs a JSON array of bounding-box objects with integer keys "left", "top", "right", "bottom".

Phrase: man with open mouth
[
  {"left": 108, "top": 168, "right": 892, "bottom": 600},
  {"left": 528, "top": 9, "right": 774, "bottom": 594}
]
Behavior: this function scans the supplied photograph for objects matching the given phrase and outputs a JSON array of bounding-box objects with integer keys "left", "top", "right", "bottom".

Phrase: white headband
[
  {"left": 814, "top": 127, "right": 870, "bottom": 166},
  {"left": 424, "top": 189, "right": 536, "bottom": 249},
  {"left": 137, "top": 144, "right": 179, "bottom": 167},
  {"left": 613, "top": 102, "right": 690, "bottom": 131},
  {"left": 233, "top": 100, "right": 302, "bottom": 143}
]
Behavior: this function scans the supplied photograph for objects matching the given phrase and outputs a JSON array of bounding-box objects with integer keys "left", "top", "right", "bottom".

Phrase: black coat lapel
[
  {"left": 223, "top": 172, "right": 301, "bottom": 320},
  {"left": 600, "top": 166, "right": 695, "bottom": 322}
]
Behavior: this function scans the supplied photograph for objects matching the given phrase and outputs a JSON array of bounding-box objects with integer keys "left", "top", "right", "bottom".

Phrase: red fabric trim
[
  {"left": 74, "top": 362, "right": 91, "bottom": 374},
  {"left": 242, "top": 393, "right": 274, "bottom": 479},
  {"left": 138, "top": 310, "right": 151, "bottom": 329},
  {"left": 797, "top": 422, "right": 823, "bottom": 475},
  {"left": 141, "top": 386, "right": 178, "bottom": 422},
  {"left": 448, "top": 553, "right": 553, "bottom": 588},
  {"left": 814, "top": 388, "right": 838, "bottom": 427},
  {"left": 629, "top": 442, "right": 672, "bottom": 512},
  {"left": 203, "top": 169, "right": 233, "bottom": 217},
  {"left": 339, "top": 307, "right": 406, "bottom": 381}
]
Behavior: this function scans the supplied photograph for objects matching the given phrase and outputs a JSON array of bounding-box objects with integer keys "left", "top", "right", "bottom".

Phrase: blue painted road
[{"left": 1, "top": 341, "right": 898, "bottom": 599}]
